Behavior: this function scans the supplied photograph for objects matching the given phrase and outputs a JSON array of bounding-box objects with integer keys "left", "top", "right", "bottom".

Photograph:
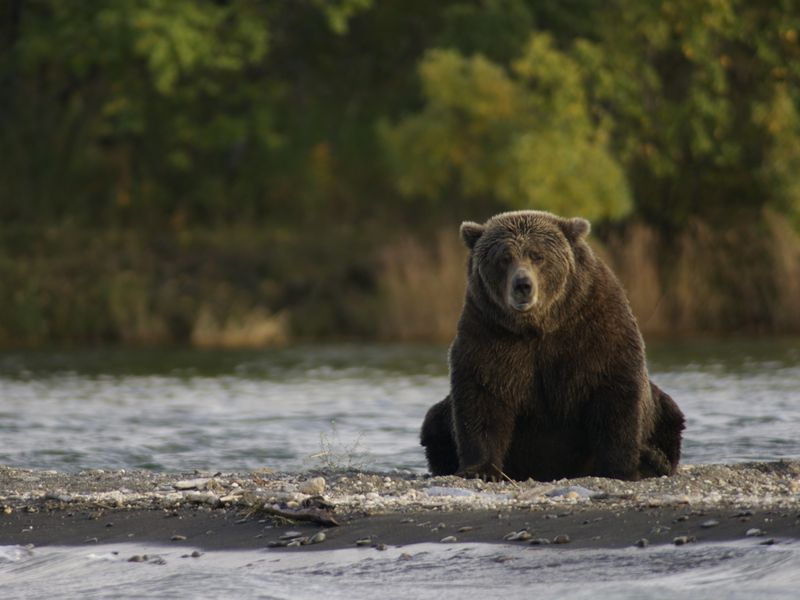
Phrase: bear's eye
[
  {"left": 529, "top": 252, "right": 544, "bottom": 264},
  {"left": 499, "top": 251, "right": 512, "bottom": 266}
]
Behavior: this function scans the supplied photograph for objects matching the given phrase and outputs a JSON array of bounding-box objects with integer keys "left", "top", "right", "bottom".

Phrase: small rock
[
  {"left": 173, "top": 478, "right": 210, "bottom": 491},
  {"left": 286, "top": 540, "right": 302, "bottom": 547},
  {"left": 191, "top": 550, "right": 202, "bottom": 558},
  {"left": 399, "top": 553, "right": 413, "bottom": 561},
  {"left": 375, "top": 543, "right": 388, "bottom": 551},
  {"left": 700, "top": 519, "right": 720, "bottom": 528},
  {"left": 530, "top": 538, "right": 551, "bottom": 545},
  {"left": 184, "top": 491, "right": 220, "bottom": 507},
  {"left": 746, "top": 528, "right": 765, "bottom": 537},
  {"left": 267, "top": 540, "right": 288, "bottom": 548},
  {"left": 279, "top": 531, "right": 304, "bottom": 540},
  {"left": 673, "top": 536, "right": 695, "bottom": 546},
  {"left": 635, "top": 538, "right": 649, "bottom": 548},
  {"left": 355, "top": 537, "right": 373, "bottom": 546},
  {"left": 128, "top": 555, "right": 147, "bottom": 563},
  {"left": 440, "top": 536, "right": 458, "bottom": 543},
  {"left": 298, "top": 477, "right": 326, "bottom": 496},
  {"left": 760, "top": 539, "right": 776, "bottom": 546},
  {"left": 309, "top": 532, "right": 326, "bottom": 544},
  {"left": 504, "top": 530, "right": 531, "bottom": 541},
  {"left": 458, "top": 526, "right": 474, "bottom": 533},
  {"left": 552, "top": 534, "right": 571, "bottom": 544},
  {"left": 171, "top": 535, "right": 187, "bottom": 541}
]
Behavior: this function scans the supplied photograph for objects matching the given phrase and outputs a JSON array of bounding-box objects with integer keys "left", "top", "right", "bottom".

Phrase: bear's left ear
[
  {"left": 560, "top": 217, "right": 591, "bottom": 242},
  {"left": 460, "top": 221, "right": 485, "bottom": 250}
]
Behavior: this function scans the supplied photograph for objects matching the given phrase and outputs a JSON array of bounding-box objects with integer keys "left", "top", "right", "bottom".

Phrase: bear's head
[{"left": 460, "top": 210, "right": 592, "bottom": 330}]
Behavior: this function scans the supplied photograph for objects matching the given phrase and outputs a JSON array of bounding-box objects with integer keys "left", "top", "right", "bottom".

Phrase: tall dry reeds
[
  {"left": 598, "top": 211, "right": 800, "bottom": 337},
  {"left": 379, "top": 230, "right": 467, "bottom": 342},
  {"left": 378, "top": 212, "right": 800, "bottom": 342}
]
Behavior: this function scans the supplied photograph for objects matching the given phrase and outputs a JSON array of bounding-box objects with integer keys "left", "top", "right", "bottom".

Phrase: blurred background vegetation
[{"left": 1, "top": 0, "right": 799, "bottom": 347}]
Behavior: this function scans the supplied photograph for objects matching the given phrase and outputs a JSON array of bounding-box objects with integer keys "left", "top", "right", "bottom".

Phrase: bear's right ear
[
  {"left": 560, "top": 217, "right": 591, "bottom": 242},
  {"left": 460, "top": 221, "right": 485, "bottom": 250}
]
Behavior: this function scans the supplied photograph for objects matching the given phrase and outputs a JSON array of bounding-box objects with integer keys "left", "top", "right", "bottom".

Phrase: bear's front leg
[
  {"left": 450, "top": 377, "right": 516, "bottom": 482},
  {"left": 584, "top": 383, "right": 643, "bottom": 480}
]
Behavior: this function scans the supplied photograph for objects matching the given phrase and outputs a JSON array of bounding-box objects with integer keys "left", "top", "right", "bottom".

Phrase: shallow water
[
  {"left": 0, "top": 340, "right": 799, "bottom": 472},
  {"left": 1, "top": 539, "right": 799, "bottom": 599}
]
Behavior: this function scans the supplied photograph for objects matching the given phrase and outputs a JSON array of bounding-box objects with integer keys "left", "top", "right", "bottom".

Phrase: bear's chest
[{"left": 474, "top": 338, "right": 582, "bottom": 418}]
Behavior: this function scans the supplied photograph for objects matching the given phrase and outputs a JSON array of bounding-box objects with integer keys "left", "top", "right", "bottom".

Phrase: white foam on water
[{"left": 1, "top": 539, "right": 799, "bottom": 600}]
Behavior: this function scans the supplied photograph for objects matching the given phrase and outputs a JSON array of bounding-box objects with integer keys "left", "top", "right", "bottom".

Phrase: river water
[{"left": 1, "top": 339, "right": 799, "bottom": 598}]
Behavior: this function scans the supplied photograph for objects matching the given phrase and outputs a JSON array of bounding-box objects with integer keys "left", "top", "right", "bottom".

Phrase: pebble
[
  {"left": 128, "top": 554, "right": 147, "bottom": 562},
  {"left": 746, "top": 528, "right": 765, "bottom": 537},
  {"left": 375, "top": 543, "right": 388, "bottom": 551},
  {"left": 530, "top": 538, "right": 551, "bottom": 545},
  {"left": 700, "top": 519, "right": 720, "bottom": 528},
  {"left": 355, "top": 537, "right": 373, "bottom": 546},
  {"left": 173, "top": 478, "right": 210, "bottom": 491},
  {"left": 298, "top": 477, "right": 326, "bottom": 496},
  {"left": 171, "top": 535, "right": 187, "bottom": 541},
  {"left": 286, "top": 540, "right": 302, "bottom": 547},
  {"left": 399, "top": 553, "right": 413, "bottom": 561},
  {"left": 503, "top": 530, "right": 531, "bottom": 541},
  {"left": 279, "top": 531, "right": 304, "bottom": 540},
  {"left": 191, "top": 550, "right": 202, "bottom": 557},
  {"left": 309, "top": 532, "right": 326, "bottom": 544},
  {"left": 440, "top": 536, "right": 458, "bottom": 543},
  {"left": 552, "top": 534, "right": 571, "bottom": 544},
  {"left": 184, "top": 491, "right": 220, "bottom": 507},
  {"left": 673, "top": 536, "right": 695, "bottom": 545},
  {"left": 458, "top": 526, "right": 474, "bottom": 532},
  {"left": 635, "top": 538, "right": 649, "bottom": 548}
]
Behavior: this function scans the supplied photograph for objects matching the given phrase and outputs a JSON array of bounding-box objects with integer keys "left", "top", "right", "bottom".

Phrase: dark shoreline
[
  {"left": 2, "top": 505, "right": 798, "bottom": 552},
  {"left": 2, "top": 462, "right": 799, "bottom": 552}
]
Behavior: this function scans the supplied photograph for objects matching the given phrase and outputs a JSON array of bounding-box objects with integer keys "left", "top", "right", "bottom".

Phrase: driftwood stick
[{"left": 258, "top": 503, "right": 340, "bottom": 527}]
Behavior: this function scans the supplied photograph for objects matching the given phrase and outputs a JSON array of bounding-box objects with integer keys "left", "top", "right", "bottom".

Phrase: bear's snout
[{"left": 508, "top": 267, "right": 535, "bottom": 311}]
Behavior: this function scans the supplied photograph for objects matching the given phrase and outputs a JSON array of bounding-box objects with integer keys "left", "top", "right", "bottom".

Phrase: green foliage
[
  {"left": 381, "top": 35, "right": 631, "bottom": 221},
  {"left": 3, "top": 0, "right": 800, "bottom": 344},
  {"left": 312, "top": 0, "right": 373, "bottom": 35}
]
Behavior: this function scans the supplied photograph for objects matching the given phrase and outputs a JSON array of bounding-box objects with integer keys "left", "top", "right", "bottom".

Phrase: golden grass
[
  {"left": 378, "top": 212, "right": 800, "bottom": 342},
  {"left": 379, "top": 230, "right": 467, "bottom": 342}
]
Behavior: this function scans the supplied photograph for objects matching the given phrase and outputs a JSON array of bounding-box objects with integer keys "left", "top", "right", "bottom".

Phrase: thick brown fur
[{"left": 420, "top": 211, "right": 685, "bottom": 481}]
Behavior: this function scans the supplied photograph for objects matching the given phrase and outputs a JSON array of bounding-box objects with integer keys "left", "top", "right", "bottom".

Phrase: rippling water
[
  {"left": 1, "top": 540, "right": 799, "bottom": 599},
  {"left": 1, "top": 340, "right": 799, "bottom": 597},
  {"left": 0, "top": 340, "right": 799, "bottom": 472}
]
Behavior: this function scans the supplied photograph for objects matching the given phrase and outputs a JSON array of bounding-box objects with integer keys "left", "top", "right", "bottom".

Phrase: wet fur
[{"left": 420, "top": 211, "right": 685, "bottom": 481}]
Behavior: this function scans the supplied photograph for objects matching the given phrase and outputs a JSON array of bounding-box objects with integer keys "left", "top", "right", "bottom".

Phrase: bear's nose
[{"left": 512, "top": 274, "right": 533, "bottom": 298}]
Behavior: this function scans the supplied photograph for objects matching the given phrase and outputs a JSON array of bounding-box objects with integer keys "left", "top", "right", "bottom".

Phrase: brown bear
[{"left": 420, "top": 210, "right": 684, "bottom": 481}]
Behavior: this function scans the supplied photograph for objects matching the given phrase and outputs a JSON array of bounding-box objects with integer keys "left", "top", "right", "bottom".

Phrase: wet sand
[
  {"left": 1, "top": 461, "right": 799, "bottom": 551},
  {"left": 1, "top": 505, "right": 798, "bottom": 551}
]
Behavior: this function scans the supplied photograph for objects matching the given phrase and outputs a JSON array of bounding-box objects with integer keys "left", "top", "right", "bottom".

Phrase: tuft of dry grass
[
  {"left": 379, "top": 230, "right": 467, "bottom": 342},
  {"left": 603, "top": 211, "right": 800, "bottom": 337},
  {"left": 191, "top": 306, "right": 288, "bottom": 348}
]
